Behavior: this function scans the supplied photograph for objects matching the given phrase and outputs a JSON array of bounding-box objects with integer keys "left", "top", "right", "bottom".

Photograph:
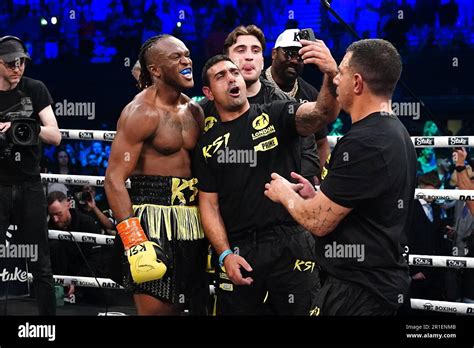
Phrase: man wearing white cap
[{"left": 264, "top": 29, "right": 333, "bottom": 182}]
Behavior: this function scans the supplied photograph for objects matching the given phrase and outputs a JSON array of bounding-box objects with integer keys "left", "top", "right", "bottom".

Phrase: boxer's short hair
[
  {"left": 346, "top": 39, "right": 402, "bottom": 97},
  {"left": 223, "top": 25, "right": 266, "bottom": 55},
  {"left": 201, "top": 55, "right": 236, "bottom": 87}
]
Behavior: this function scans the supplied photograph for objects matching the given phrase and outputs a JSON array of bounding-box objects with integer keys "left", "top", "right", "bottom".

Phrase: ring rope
[
  {"left": 27, "top": 273, "right": 123, "bottom": 289},
  {"left": 410, "top": 298, "right": 474, "bottom": 315},
  {"left": 328, "top": 135, "right": 473, "bottom": 148},
  {"left": 409, "top": 254, "right": 474, "bottom": 269},
  {"left": 48, "top": 229, "right": 115, "bottom": 245},
  {"left": 26, "top": 273, "right": 474, "bottom": 315},
  {"left": 58, "top": 128, "right": 474, "bottom": 149},
  {"left": 41, "top": 173, "right": 474, "bottom": 201}
]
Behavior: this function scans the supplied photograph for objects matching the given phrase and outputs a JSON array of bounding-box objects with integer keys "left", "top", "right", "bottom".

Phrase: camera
[
  {"left": 0, "top": 97, "right": 39, "bottom": 158},
  {"left": 75, "top": 191, "right": 92, "bottom": 204},
  {"left": 299, "top": 28, "right": 316, "bottom": 41}
]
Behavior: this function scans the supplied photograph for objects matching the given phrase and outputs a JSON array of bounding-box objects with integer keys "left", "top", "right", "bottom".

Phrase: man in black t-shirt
[
  {"left": 194, "top": 48, "right": 338, "bottom": 315},
  {"left": 199, "top": 25, "right": 330, "bottom": 185},
  {"left": 0, "top": 36, "right": 61, "bottom": 315},
  {"left": 47, "top": 191, "right": 105, "bottom": 301},
  {"left": 263, "top": 29, "right": 332, "bottom": 181},
  {"left": 265, "top": 39, "right": 417, "bottom": 315}
]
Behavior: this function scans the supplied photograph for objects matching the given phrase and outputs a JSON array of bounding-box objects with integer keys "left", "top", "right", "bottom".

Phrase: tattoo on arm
[{"left": 306, "top": 204, "right": 345, "bottom": 235}]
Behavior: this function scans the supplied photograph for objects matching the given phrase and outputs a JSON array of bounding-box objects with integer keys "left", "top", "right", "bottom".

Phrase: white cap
[{"left": 274, "top": 29, "right": 302, "bottom": 49}]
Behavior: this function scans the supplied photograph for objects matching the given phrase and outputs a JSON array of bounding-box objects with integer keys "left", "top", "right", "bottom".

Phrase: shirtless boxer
[{"left": 105, "top": 35, "right": 207, "bottom": 315}]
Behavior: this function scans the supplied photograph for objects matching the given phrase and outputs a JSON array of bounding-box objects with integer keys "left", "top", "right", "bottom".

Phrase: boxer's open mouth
[{"left": 229, "top": 86, "right": 240, "bottom": 97}]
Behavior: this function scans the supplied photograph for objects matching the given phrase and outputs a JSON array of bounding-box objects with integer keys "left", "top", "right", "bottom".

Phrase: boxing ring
[{"left": 33, "top": 130, "right": 474, "bottom": 315}]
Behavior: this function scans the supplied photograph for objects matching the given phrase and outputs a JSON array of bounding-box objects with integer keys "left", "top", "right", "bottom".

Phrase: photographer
[
  {"left": 76, "top": 185, "right": 116, "bottom": 235},
  {"left": 0, "top": 36, "right": 61, "bottom": 315}
]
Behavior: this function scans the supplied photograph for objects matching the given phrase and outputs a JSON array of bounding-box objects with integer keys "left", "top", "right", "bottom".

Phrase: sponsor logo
[
  {"left": 416, "top": 193, "right": 451, "bottom": 201},
  {"left": 293, "top": 259, "right": 316, "bottom": 272},
  {"left": 202, "top": 133, "right": 230, "bottom": 159},
  {"left": 0, "top": 267, "right": 28, "bottom": 282},
  {"left": 65, "top": 177, "right": 73, "bottom": 184},
  {"left": 252, "top": 113, "right": 270, "bottom": 130},
  {"left": 459, "top": 195, "right": 474, "bottom": 201},
  {"left": 254, "top": 137, "right": 278, "bottom": 152},
  {"left": 54, "top": 278, "right": 65, "bottom": 285},
  {"left": 105, "top": 238, "right": 115, "bottom": 245},
  {"left": 103, "top": 132, "right": 115, "bottom": 141},
  {"left": 58, "top": 234, "right": 73, "bottom": 241},
  {"left": 82, "top": 235, "right": 97, "bottom": 244},
  {"left": 101, "top": 281, "right": 121, "bottom": 289},
  {"left": 73, "top": 178, "right": 89, "bottom": 185},
  {"left": 204, "top": 117, "right": 217, "bottom": 132},
  {"left": 448, "top": 137, "right": 469, "bottom": 146},
  {"left": 42, "top": 177, "right": 59, "bottom": 184},
  {"left": 219, "top": 272, "right": 230, "bottom": 280},
  {"left": 434, "top": 305, "right": 457, "bottom": 313},
  {"left": 423, "top": 302, "right": 433, "bottom": 311},
  {"left": 467, "top": 307, "right": 474, "bottom": 314},
  {"left": 413, "top": 257, "right": 433, "bottom": 266},
  {"left": 446, "top": 259, "right": 467, "bottom": 268},
  {"left": 219, "top": 282, "right": 233, "bottom": 291},
  {"left": 415, "top": 137, "right": 435, "bottom": 146},
  {"left": 78, "top": 131, "right": 93, "bottom": 139},
  {"left": 415, "top": 192, "right": 426, "bottom": 200},
  {"left": 98, "top": 312, "right": 127, "bottom": 316},
  {"left": 96, "top": 179, "right": 105, "bottom": 186},
  {"left": 60, "top": 131, "right": 70, "bottom": 138},
  {"left": 252, "top": 124, "right": 275, "bottom": 140}
]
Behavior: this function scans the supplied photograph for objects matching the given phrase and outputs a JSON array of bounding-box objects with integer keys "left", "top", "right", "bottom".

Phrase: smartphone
[{"left": 299, "top": 28, "right": 316, "bottom": 41}]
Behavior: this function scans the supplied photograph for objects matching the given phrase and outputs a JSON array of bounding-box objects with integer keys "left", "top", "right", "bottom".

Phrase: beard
[{"left": 162, "top": 72, "right": 193, "bottom": 91}]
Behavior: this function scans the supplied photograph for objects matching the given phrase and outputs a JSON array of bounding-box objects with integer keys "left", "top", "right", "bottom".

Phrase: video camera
[
  {"left": 75, "top": 191, "right": 93, "bottom": 205},
  {"left": 0, "top": 97, "right": 40, "bottom": 158}
]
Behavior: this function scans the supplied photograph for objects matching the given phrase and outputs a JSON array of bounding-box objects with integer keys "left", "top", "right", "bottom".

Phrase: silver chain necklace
[{"left": 265, "top": 67, "right": 299, "bottom": 98}]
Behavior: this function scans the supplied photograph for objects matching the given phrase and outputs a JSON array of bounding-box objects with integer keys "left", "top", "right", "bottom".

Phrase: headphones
[{"left": 0, "top": 36, "right": 28, "bottom": 55}]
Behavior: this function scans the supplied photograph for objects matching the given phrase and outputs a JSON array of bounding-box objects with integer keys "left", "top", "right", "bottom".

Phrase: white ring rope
[
  {"left": 48, "top": 229, "right": 115, "bottom": 245},
  {"left": 26, "top": 274, "right": 474, "bottom": 315},
  {"left": 409, "top": 254, "right": 474, "bottom": 269},
  {"left": 410, "top": 298, "right": 474, "bottom": 315},
  {"left": 41, "top": 173, "right": 474, "bottom": 201},
  {"left": 40, "top": 173, "right": 131, "bottom": 188},
  {"left": 27, "top": 273, "right": 123, "bottom": 289},
  {"left": 59, "top": 129, "right": 473, "bottom": 149},
  {"left": 59, "top": 129, "right": 116, "bottom": 142},
  {"left": 328, "top": 135, "right": 474, "bottom": 148}
]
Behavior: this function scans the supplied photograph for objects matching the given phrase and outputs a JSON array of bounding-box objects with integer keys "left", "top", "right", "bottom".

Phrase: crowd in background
[
  {"left": 3, "top": 0, "right": 471, "bottom": 309},
  {"left": 1, "top": 0, "right": 473, "bottom": 63}
]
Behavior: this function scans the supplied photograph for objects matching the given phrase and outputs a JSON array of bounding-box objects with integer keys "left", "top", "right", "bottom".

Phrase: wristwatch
[{"left": 455, "top": 165, "right": 466, "bottom": 172}]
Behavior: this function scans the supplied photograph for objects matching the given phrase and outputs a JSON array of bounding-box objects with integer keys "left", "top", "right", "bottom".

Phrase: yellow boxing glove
[{"left": 117, "top": 217, "right": 167, "bottom": 284}]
